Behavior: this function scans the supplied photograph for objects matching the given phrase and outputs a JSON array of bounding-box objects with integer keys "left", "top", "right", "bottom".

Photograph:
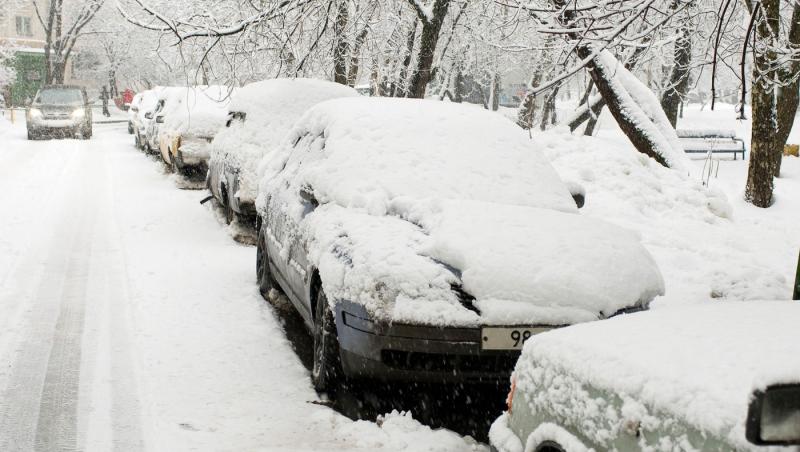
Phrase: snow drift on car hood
[{"left": 394, "top": 199, "right": 665, "bottom": 325}]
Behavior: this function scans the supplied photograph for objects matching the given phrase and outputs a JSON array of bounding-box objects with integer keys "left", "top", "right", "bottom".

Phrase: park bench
[{"left": 676, "top": 129, "right": 746, "bottom": 160}]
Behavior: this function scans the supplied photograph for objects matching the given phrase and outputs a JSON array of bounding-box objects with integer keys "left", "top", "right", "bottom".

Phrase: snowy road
[{"left": 0, "top": 123, "right": 484, "bottom": 452}]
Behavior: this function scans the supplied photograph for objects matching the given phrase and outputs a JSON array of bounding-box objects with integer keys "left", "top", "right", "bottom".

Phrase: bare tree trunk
[
  {"left": 517, "top": 71, "right": 542, "bottom": 130},
  {"left": 489, "top": 72, "right": 500, "bottom": 111},
  {"left": 406, "top": 0, "right": 450, "bottom": 99},
  {"left": 539, "top": 83, "right": 560, "bottom": 131},
  {"left": 332, "top": 0, "right": 349, "bottom": 85},
  {"left": 395, "top": 19, "right": 418, "bottom": 97},
  {"left": 660, "top": 23, "right": 692, "bottom": 128}
]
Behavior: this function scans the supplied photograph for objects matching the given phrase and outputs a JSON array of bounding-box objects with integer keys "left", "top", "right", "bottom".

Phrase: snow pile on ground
[
  {"left": 161, "top": 85, "right": 231, "bottom": 138},
  {"left": 260, "top": 98, "right": 664, "bottom": 326},
  {"left": 512, "top": 301, "right": 800, "bottom": 450},
  {"left": 211, "top": 78, "right": 358, "bottom": 204},
  {"left": 535, "top": 125, "right": 798, "bottom": 304}
]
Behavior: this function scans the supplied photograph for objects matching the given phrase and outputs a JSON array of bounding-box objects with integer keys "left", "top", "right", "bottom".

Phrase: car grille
[{"left": 381, "top": 350, "right": 518, "bottom": 374}]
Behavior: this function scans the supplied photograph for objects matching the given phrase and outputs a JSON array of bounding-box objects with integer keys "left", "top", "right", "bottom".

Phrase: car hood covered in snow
[{"left": 261, "top": 98, "right": 665, "bottom": 327}]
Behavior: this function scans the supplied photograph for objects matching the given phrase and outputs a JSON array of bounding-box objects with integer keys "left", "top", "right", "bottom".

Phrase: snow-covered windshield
[
  {"left": 269, "top": 98, "right": 578, "bottom": 214},
  {"left": 35, "top": 88, "right": 83, "bottom": 106}
]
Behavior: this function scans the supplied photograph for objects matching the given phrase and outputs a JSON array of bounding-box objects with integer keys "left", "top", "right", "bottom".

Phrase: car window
[{"left": 35, "top": 89, "right": 84, "bottom": 105}]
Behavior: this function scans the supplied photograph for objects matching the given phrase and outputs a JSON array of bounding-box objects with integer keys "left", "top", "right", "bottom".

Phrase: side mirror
[
  {"left": 746, "top": 384, "right": 800, "bottom": 446},
  {"left": 155, "top": 115, "right": 164, "bottom": 124},
  {"left": 131, "top": 106, "right": 139, "bottom": 113},
  {"left": 299, "top": 185, "right": 318, "bottom": 208},
  {"left": 145, "top": 112, "right": 153, "bottom": 119},
  {"left": 565, "top": 181, "right": 586, "bottom": 209}
]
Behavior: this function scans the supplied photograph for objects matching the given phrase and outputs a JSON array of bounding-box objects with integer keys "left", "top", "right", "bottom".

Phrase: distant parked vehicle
[
  {"left": 208, "top": 78, "right": 358, "bottom": 225},
  {"left": 26, "top": 85, "right": 93, "bottom": 140},
  {"left": 130, "top": 88, "right": 162, "bottom": 151},
  {"left": 255, "top": 98, "right": 664, "bottom": 391},
  {"left": 490, "top": 301, "right": 800, "bottom": 452},
  {"left": 156, "top": 86, "right": 230, "bottom": 177},
  {"left": 127, "top": 92, "right": 142, "bottom": 134}
]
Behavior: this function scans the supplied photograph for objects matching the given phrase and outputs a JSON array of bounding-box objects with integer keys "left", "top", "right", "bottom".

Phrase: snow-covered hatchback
[
  {"left": 256, "top": 98, "right": 665, "bottom": 390},
  {"left": 490, "top": 301, "right": 800, "bottom": 452},
  {"left": 208, "top": 78, "right": 358, "bottom": 225}
]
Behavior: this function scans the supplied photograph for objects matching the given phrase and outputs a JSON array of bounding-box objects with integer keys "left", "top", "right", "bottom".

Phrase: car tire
[
  {"left": 80, "top": 127, "right": 92, "bottom": 140},
  {"left": 256, "top": 228, "right": 276, "bottom": 298},
  {"left": 135, "top": 132, "right": 141, "bottom": 149},
  {"left": 127, "top": 122, "right": 134, "bottom": 134},
  {"left": 534, "top": 442, "right": 566, "bottom": 452},
  {"left": 169, "top": 152, "right": 178, "bottom": 173},
  {"left": 311, "top": 288, "right": 343, "bottom": 393},
  {"left": 27, "top": 129, "right": 36, "bottom": 140}
]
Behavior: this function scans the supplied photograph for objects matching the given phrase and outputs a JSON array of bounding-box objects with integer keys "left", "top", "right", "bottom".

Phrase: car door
[{"left": 285, "top": 133, "right": 326, "bottom": 314}]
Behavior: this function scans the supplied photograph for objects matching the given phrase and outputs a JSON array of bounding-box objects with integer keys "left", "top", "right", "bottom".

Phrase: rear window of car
[{"left": 36, "top": 88, "right": 84, "bottom": 105}]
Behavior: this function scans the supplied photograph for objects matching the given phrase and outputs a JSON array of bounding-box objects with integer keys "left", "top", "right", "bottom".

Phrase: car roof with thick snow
[
  {"left": 259, "top": 98, "right": 664, "bottom": 327},
  {"left": 160, "top": 85, "right": 231, "bottom": 137},
  {"left": 209, "top": 78, "right": 359, "bottom": 203},
  {"left": 513, "top": 300, "right": 800, "bottom": 449},
  {"left": 263, "top": 97, "right": 578, "bottom": 213}
]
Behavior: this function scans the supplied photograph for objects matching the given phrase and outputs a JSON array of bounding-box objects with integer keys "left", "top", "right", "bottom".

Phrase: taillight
[{"left": 506, "top": 374, "right": 517, "bottom": 413}]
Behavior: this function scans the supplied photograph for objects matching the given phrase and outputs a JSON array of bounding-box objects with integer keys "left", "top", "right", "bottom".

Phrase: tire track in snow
[
  {"left": 0, "top": 145, "right": 88, "bottom": 451},
  {"left": 0, "top": 131, "right": 144, "bottom": 451}
]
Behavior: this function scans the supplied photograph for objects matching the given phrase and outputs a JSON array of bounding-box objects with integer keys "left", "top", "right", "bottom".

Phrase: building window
[{"left": 15, "top": 16, "right": 32, "bottom": 37}]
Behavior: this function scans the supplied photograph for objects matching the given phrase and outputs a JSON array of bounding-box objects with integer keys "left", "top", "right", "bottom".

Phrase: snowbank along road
[{"left": 0, "top": 121, "right": 485, "bottom": 452}]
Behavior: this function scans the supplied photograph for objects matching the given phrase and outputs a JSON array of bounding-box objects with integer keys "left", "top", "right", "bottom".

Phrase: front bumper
[
  {"left": 335, "top": 300, "right": 524, "bottom": 383},
  {"left": 28, "top": 117, "right": 84, "bottom": 130}
]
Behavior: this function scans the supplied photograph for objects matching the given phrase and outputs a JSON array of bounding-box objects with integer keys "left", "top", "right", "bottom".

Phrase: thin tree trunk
[
  {"left": 332, "top": 0, "right": 349, "bottom": 85},
  {"left": 660, "top": 24, "right": 692, "bottom": 128},
  {"left": 406, "top": 0, "right": 450, "bottom": 99}
]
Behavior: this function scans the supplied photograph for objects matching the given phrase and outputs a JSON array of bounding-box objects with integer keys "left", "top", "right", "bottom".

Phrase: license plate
[{"left": 481, "top": 327, "right": 550, "bottom": 350}]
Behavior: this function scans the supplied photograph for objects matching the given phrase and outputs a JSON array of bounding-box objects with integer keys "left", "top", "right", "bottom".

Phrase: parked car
[
  {"left": 127, "top": 93, "right": 142, "bottom": 135},
  {"left": 156, "top": 86, "right": 230, "bottom": 177},
  {"left": 490, "top": 301, "right": 800, "bottom": 452},
  {"left": 255, "top": 98, "right": 665, "bottom": 391},
  {"left": 132, "top": 87, "right": 163, "bottom": 151},
  {"left": 142, "top": 87, "right": 182, "bottom": 154},
  {"left": 127, "top": 92, "right": 142, "bottom": 134},
  {"left": 208, "top": 78, "right": 358, "bottom": 225},
  {"left": 26, "top": 85, "right": 93, "bottom": 140}
]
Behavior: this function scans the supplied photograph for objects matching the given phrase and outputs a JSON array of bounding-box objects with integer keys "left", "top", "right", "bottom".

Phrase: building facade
[{"left": 0, "top": 0, "right": 81, "bottom": 106}]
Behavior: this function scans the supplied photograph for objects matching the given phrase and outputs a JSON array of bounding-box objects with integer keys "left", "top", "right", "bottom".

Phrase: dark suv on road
[{"left": 26, "top": 85, "right": 93, "bottom": 140}]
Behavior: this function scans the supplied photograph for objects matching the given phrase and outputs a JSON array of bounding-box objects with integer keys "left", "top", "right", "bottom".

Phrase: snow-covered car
[
  {"left": 133, "top": 87, "right": 163, "bottom": 151},
  {"left": 255, "top": 98, "right": 665, "bottom": 391},
  {"left": 26, "top": 85, "right": 93, "bottom": 140},
  {"left": 156, "top": 86, "right": 230, "bottom": 177},
  {"left": 208, "top": 78, "right": 358, "bottom": 225},
  {"left": 490, "top": 301, "right": 800, "bottom": 452},
  {"left": 127, "top": 92, "right": 142, "bottom": 134}
]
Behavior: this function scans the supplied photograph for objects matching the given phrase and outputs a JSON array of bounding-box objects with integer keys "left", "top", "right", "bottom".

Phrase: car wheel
[
  {"left": 311, "top": 287, "right": 342, "bottom": 393},
  {"left": 127, "top": 122, "right": 134, "bottom": 134},
  {"left": 27, "top": 129, "right": 36, "bottom": 140},
  {"left": 135, "top": 132, "right": 141, "bottom": 149},
  {"left": 169, "top": 152, "right": 178, "bottom": 173},
  {"left": 256, "top": 228, "right": 276, "bottom": 298},
  {"left": 535, "top": 442, "right": 566, "bottom": 452}
]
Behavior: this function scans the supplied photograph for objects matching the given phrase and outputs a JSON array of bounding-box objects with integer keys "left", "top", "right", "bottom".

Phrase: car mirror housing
[
  {"left": 145, "top": 112, "right": 153, "bottom": 120},
  {"left": 564, "top": 181, "right": 586, "bottom": 209},
  {"left": 299, "top": 185, "right": 319, "bottom": 208},
  {"left": 156, "top": 116, "right": 164, "bottom": 124},
  {"left": 746, "top": 383, "right": 800, "bottom": 446}
]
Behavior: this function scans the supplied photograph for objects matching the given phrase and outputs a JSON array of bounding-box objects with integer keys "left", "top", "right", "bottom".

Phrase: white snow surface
[
  {"left": 259, "top": 98, "right": 664, "bottom": 326},
  {"left": 210, "top": 78, "right": 359, "bottom": 204},
  {"left": 160, "top": 85, "right": 231, "bottom": 138},
  {"left": 513, "top": 301, "right": 800, "bottom": 450}
]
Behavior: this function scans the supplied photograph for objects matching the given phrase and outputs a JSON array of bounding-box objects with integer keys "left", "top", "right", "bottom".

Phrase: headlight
[
  {"left": 71, "top": 109, "right": 85, "bottom": 119},
  {"left": 29, "top": 108, "right": 42, "bottom": 118}
]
